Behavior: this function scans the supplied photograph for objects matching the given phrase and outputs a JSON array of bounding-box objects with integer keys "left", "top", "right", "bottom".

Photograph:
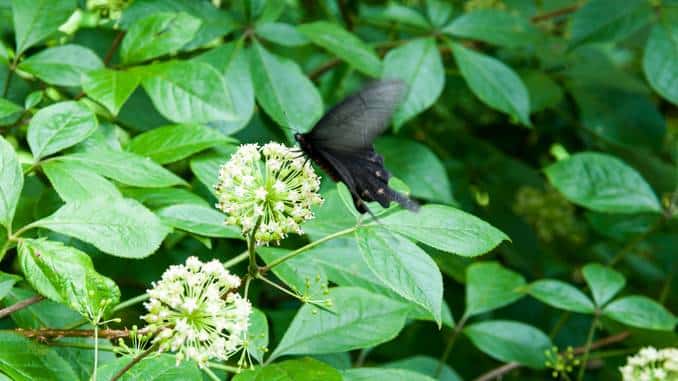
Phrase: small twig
[
  {"left": 109, "top": 344, "right": 157, "bottom": 381},
  {"left": 104, "top": 31, "right": 126, "bottom": 67},
  {"left": 471, "top": 331, "right": 630, "bottom": 381},
  {"left": 0, "top": 295, "right": 45, "bottom": 319},
  {"left": 531, "top": 4, "right": 580, "bottom": 22},
  {"left": 13, "top": 328, "right": 132, "bottom": 340},
  {"left": 2, "top": 58, "right": 16, "bottom": 97},
  {"left": 308, "top": 58, "right": 341, "bottom": 80},
  {"left": 435, "top": 315, "right": 468, "bottom": 376}
]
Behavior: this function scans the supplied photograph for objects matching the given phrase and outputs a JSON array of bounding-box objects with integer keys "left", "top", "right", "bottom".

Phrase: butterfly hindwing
[{"left": 320, "top": 147, "right": 419, "bottom": 214}]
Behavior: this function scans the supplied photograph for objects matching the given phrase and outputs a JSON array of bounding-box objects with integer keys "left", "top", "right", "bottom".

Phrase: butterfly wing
[
  {"left": 306, "top": 80, "right": 407, "bottom": 152},
  {"left": 319, "top": 147, "right": 419, "bottom": 214},
  {"left": 298, "top": 79, "right": 418, "bottom": 214}
]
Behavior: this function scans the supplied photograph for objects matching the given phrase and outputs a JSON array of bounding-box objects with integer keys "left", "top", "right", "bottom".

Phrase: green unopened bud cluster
[
  {"left": 513, "top": 186, "right": 585, "bottom": 244},
  {"left": 620, "top": 347, "right": 678, "bottom": 381},
  {"left": 545, "top": 346, "right": 579, "bottom": 379},
  {"left": 215, "top": 143, "right": 323, "bottom": 245}
]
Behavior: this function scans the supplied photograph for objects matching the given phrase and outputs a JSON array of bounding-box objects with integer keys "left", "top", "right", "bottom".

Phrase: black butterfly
[{"left": 295, "top": 80, "right": 419, "bottom": 215}]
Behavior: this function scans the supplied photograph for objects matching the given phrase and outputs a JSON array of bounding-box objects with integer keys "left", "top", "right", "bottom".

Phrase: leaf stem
[
  {"left": 208, "top": 362, "right": 242, "bottom": 373},
  {"left": 435, "top": 314, "right": 468, "bottom": 377},
  {"left": 2, "top": 58, "right": 16, "bottom": 98},
  {"left": 111, "top": 293, "right": 150, "bottom": 313},
  {"left": 576, "top": 314, "right": 599, "bottom": 381},
  {"left": 260, "top": 226, "right": 357, "bottom": 271}
]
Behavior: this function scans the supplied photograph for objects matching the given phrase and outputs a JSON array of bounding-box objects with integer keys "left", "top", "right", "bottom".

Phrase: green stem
[
  {"left": 223, "top": 250, "right": 248, "bottom": 268},
  {"left": 111, "top": 293, "right": 149, "bottom": 313},
  {"left": 247, "top": 218, "right": 262, "bottom": 278},
  {"left": 436, "top": 314, "right": 468, "bottom": 377},
  {"left": 577, "top": 314, "right": 598, "bottom": 381},
  {"left": 109, "top": 343, "right": 158, "bottom": 381},
  {"left": 2, "top": 58, "right": 16, "bottom": 98},
  {"left": 202, "top": 367, "right": 221, "bottom": 381},
  {"left": 92, "top": 324, "right": 99, "bottom": 381},
  {"left": 549, "top": 311, "right": 571, "bottom": 338},
  {"left": 262, "top": 226, "right": 357, "bottom": 271},
  {"left": 208, "top": 363, "right": 242, "bottom": 373}
]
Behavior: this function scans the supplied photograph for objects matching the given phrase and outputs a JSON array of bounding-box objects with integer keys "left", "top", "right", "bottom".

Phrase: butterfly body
[{"left": 295, "top": 80, "right": 419, "bottom": 214}]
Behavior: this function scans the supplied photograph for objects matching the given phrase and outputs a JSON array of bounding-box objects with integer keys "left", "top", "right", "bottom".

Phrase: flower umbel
[
  {"left": 215, "top": 143, "right": 323, "bottom": 245},
  {"left": 142, "top": 257, "right": 252, "bottom": 367},
  {"left": 620, "top": 347, "right": 678, "bottom": 381}
]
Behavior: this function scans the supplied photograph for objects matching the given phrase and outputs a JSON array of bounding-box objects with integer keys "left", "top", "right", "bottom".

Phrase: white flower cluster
[
  {"left": 215, "top": 143, "right": 323, "bottom": 245},
  {"left": 142, "top": 257, "right": 252, "bottom": 367},
  {"left": 620, "top": 347, "right": 678, "bottom": 381}
]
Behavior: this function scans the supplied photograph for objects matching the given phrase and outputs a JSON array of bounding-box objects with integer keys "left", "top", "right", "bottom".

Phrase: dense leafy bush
[{"left": 0, "top": 0, "right": 677, "bottom": 380}]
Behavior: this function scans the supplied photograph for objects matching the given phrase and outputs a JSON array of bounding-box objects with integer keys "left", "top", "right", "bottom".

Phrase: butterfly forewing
[
  {"left": 307, "top": 80, "right": 407, "bottom": 152},
  {"left": 297, "top": 80, "right": 419, "bottom": 214}
]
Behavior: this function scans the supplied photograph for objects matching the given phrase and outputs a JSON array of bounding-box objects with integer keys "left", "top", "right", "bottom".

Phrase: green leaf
[
  {"left": 521, "top": 70, "right": 564, "bottom": 112},
  {"left": 0, "top": 135, "right": 23, "bottom": 229},
  {"left": 56, "top": 150, "right": 186, "bottom": 188},
  {"left": 0, "top": 97, "right": 22, "bottom": 121},
  {"left": 255, "top": 22, "right": 309, "bottom": 47},
  {"left": 190, "top": 151, "right": 233, "bottom": 195},
  {"left": 380, "top": 3, "right": 430, "bottom": 29},
  {"left": 195, "top": 41, "right": 255, "bottom": 135},
  {"left": 11, "top": 0, "right": 76, "bottom": 55},
  {"left": 465, "top": 261, "right": 526, "bottom": 317},
  {"left": 451, "top": 42, "right": 531, "bottom": 126},
  {"left": 234, "top": 358, "right": 342, "bottom": 381},
  {"left": 249, "top": 41, "right": 323, "bottom": 133},
  {"left": 464, "top": 320, "right": 551, "bottom": 369},
  {"left": 383, "top": 38, "right": 444, "bottom": 129},
  {"left": 603, "top": 296, "right": 677, "bottom": 331},
  {"left": 81, "top": 69, "right": 141, "bottom": 116},
  {"left": 384, "top": 356, "right": 462, "bottom": 381},
  {"left": 120, "top": 12, "right": 202, "bottom": 64},
  {"left": 343, "top": 369, "right": 436, "bottom": 381},
  {"left": 527, "top": 279, "right": 595, "bottom": 314},
  {"left": 24, "top": 91, "right": 42, "bottom": 110},
  {"left": 586, "top": 211, "right": 659, "bottom": 241},
  {"left": 570, "top": 0, "right": 653, "bottom": 46},
  {"left": 43, "top": 160, "right": 122, "bottom": 203},
  {"left": 18, "top": 238, "right": 120, "bottom": 317},
  {"left": 375, "top": 137, "right": 454, "bottom": 204},
  {"left": 582, "top": 263, "right": 626, "bottom": 307},
  {"left": 34, "top": 197, "right": 170, "bottom": 258},
  {"left": 120, "top": 0, "right": 234, "bottom": 50},
  {"left": 270, "top": 287, "right": 408, "bottom": 360},
  {"left": 0, "top": 331, "right": 78, "bottom": 381},
  {"left": 643, "top": 12, "right": 678, "bottom": 106},
  {"left": 426, "top": 0, "right": 453, "bottom": 27},
  {"left": 258, "top": 247, "right": 329, "bottom": 301},
  {"left": 545, "top": 152, "right": 661, "bottom": 214},
  {"left": 569, "top": 87, "right": 665, "bottom": 150},
  {"left": 127, "top": 124, "right": 235, "bottom": 164},
  {"left": 97, "top": 354, "right": 201, "bottom": 381},
  {"left": 142, "top": 61, "right": 235, "bottom": 124},
  {"left": 443, "top": 10, "right": 539, "bottom": 48},
  {"left": 27, "top": 101, "right": 98, "bottom": 160},
  {"left": 380, "top": 205, "right": 507, "bottom": 257},
  {"left": 156, "top": 203, "right": 240, "bottom": 238},
  {"left": 299, "top": 21, "right": 382, "bottom": 77},
  {"left": 247, "top": 308, "right": 269, "bottom": 364},
  {"left": 120, "top": 187, "right": 208, "bottom": 209},
  {"left": 356, "top": 227, "right": 443, "bottom": 325},
  {"left": 0, "top": 271, "right": 21, "bottom": 301},
  {"left": 18, "top": 45, "right": 103, "bottom": 87}
]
